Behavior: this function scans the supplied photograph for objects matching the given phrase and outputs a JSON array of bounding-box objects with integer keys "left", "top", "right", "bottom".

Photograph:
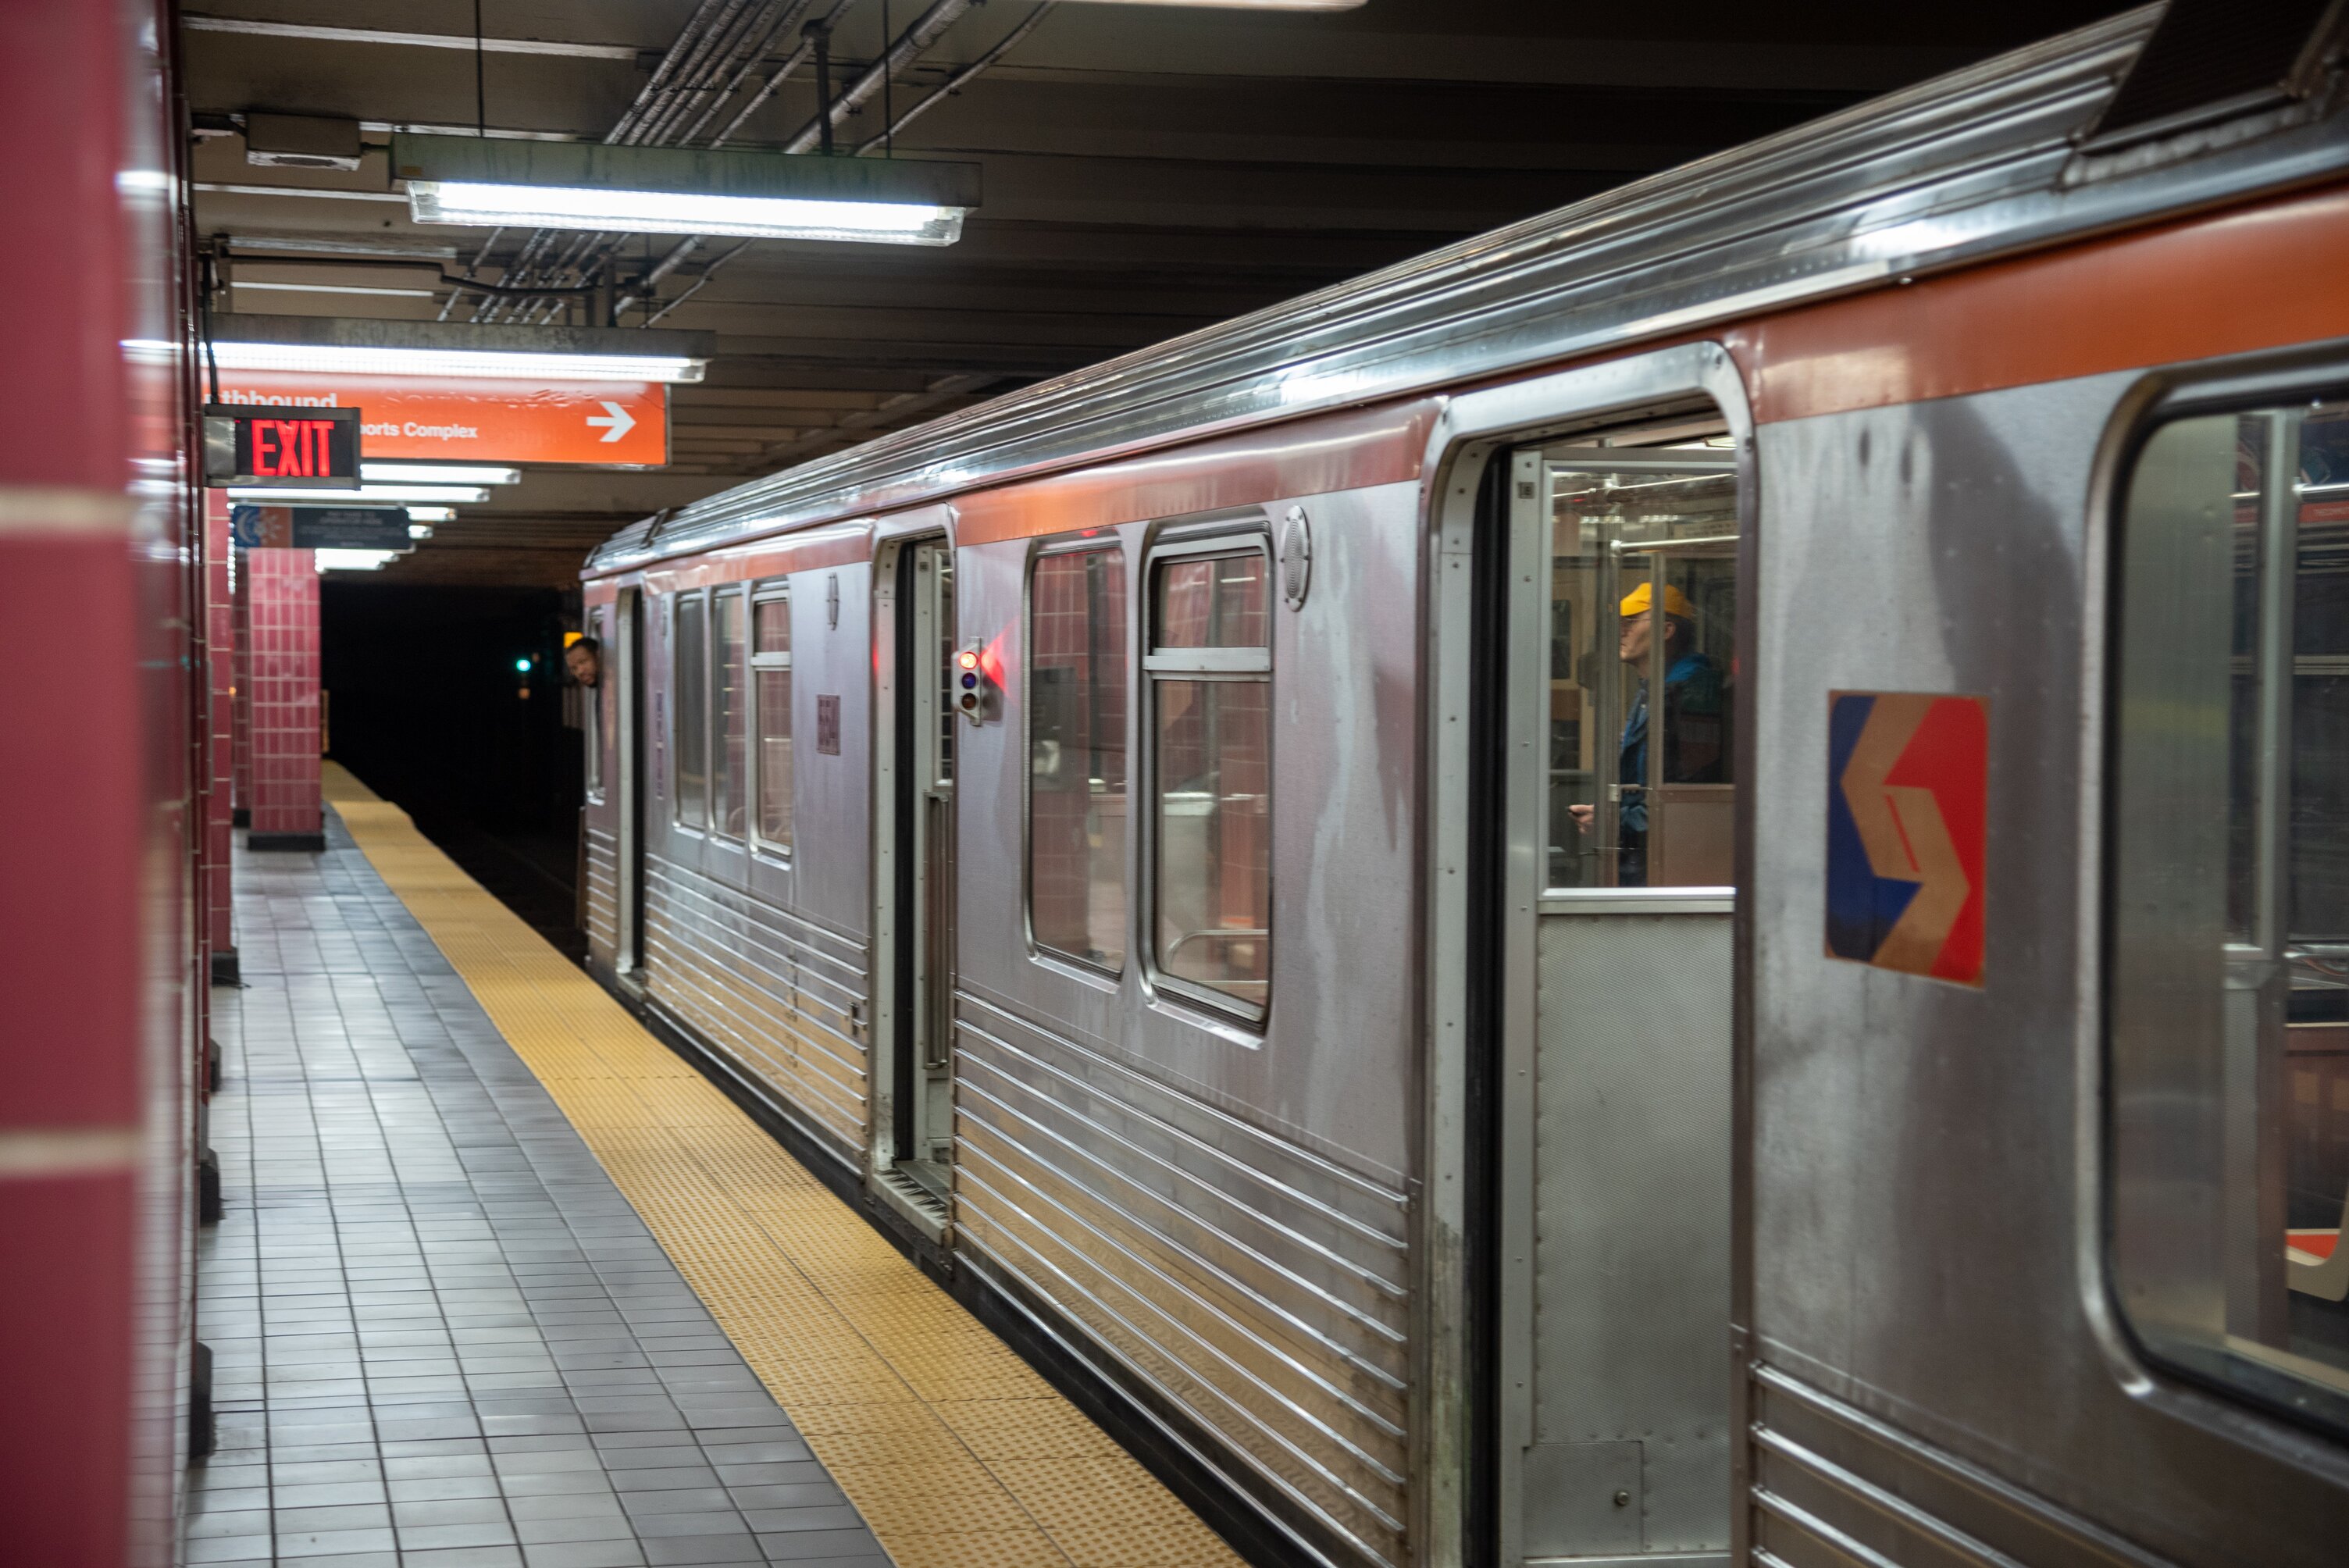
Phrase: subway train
[{"left": 578, "top": 6, "right": 2349, "bottom": 1566}]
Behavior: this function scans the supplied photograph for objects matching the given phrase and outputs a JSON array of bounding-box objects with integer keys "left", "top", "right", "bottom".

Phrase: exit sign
[{"left": 202, "top": 403, "right": 362, "bottom": 488}]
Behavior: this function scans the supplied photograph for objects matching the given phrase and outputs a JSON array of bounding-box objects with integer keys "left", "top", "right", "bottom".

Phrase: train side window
[
  {"left": 713, "top": 588, "right": 749, "bottom": 841},
  {"left": 752, "top": 589, "right": 793, "bottom": 853},
  {"left": 1146, "top": 538, "right": 1271, "bottom": 1019},
  {"left": 2110, "top": 391, "right": 2349, "bottom": 1434},
  {"left": 1028, "top": 544, "right": 1128, "bottom": 973},
  {"left": 674, "top": 592, "right": 708, "bottom": 831}
]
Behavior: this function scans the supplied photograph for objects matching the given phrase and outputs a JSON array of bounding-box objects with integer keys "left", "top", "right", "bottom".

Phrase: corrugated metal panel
[
  {"left": 643, "top": 852, "right": 870, "bottom": 1162},
  {"left": 584, "top": 823, "right": 618, "bottom": 960},
  {"left": 588, "top": 6, "right": 2346, "bottom": 577},
  {"left": 953, "top": 995, "right": 1413, "bottom": 1568}
]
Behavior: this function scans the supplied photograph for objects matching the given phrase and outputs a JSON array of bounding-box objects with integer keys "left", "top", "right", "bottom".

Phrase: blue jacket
[{"left": 1620, "top": 650, "right": 1723, "bottom": 834}]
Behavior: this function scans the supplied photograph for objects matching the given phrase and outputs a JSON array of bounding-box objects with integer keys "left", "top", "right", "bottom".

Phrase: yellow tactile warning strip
[{"left": 319, "top": 763, "right": 1246, "bottom": 1568}]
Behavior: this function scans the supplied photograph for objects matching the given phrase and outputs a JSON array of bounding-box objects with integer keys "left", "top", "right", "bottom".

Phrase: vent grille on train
[{"left": 2093, "top": 0, "right": 2347, "bottom": 142}]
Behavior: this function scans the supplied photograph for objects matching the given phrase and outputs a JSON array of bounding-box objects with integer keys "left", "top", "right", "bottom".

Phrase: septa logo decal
[{"left": 1826, "top": 692, "right": 1987, "bottom": 985}]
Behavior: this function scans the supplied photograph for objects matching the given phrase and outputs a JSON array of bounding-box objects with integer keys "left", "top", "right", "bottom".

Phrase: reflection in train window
[
  {"left": 1544, "top": 445, "right": 1738, "bottom": 889},
  {"left": 752, "top": 590, "right": 791, "bottom": 853},
  {"left": 674, "top": 593, "right": 708, "bottom": 831},
  {"left": 1149, "top": 543, "right": 1271, "bottom": 1018},
  {"left": 2111, "top": 392, "right": 2349, "bottom": 1434},
  {"left": 714, "top": 590, "right": 749, "bottom": 841},
  {"left": 1029, "top": 546, "right": 1128, "bottom": 972}
]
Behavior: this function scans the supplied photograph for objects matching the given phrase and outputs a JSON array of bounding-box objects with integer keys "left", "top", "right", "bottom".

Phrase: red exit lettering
[{"left": 250, "top": 417, "right": 337, "bottom": 478}]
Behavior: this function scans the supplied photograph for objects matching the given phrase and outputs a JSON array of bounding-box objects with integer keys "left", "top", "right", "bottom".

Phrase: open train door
[
  {"left": 1428, "top": 343, "right": 1753, "bottom": 1567},
  {"left": 869, "top": 529, "right": 960, "bottom": 1242},
  {"left": 615, "top": 584, "right": 648, "bottom": 987}
]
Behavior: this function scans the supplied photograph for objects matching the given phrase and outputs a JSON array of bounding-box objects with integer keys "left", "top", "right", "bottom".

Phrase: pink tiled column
[
  {"left": 232, "top": 560, "right": 251, "bottom": 825},
  {"left": 205, "top": 497, "right": 237, "bottom": 975},
  {"left": 245, "top": 548, "right": 324, "bottom": 850}
]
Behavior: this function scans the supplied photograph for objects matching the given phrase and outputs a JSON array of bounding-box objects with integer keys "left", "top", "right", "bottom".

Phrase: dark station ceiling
[{"left": 185, "top": 0, "right": 2128, "bottom": 586}]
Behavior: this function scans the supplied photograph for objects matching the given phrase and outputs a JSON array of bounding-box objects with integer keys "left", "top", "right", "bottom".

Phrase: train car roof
[{"left": 588, "top": 3, "right": 2349, "bottom": 576}]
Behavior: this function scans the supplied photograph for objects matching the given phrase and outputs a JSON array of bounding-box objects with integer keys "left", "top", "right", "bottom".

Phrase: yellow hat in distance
[{"left": 1619, "top": 580, "right": 1696, "bottom": 618}]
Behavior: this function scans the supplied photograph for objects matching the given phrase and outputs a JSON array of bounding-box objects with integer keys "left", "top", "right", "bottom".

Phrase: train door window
[
  {"left": 674, "top": 592, "right": 708, "bottom": 831},
  {"left": 1028, "top": 543, "right": 1128, "bottom": 972},
  {"left": 752, "top": 589, "right": 792, "bottom": 854},
  {"left": 1542, "top": 443, "right": 1738, "bottom": 889},
  {"left": 584, "top": 608, "right": 611, "bottom": 802},
  {"left": 2111, "top": 390, "right": 2349, "bottom": 1433},
  {"left": 713, "top": 588, "right": 749, "bottom": 841},
  {"left": 1146, "top": 536, "right": 1271, "bottom": 1019}
]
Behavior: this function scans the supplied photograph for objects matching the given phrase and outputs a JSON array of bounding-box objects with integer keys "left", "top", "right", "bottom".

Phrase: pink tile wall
[
  {"left": 245, "top": 548, "right": 320, "bottom": 838},
  {"left": 233, "top": 564, "right": 251, "bottom": 818},
  {"left": 205, "top": 497, "right": 233, "bottom": 953}
]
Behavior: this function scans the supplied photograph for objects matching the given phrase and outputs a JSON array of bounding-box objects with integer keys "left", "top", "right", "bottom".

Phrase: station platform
[{"left": 187, "top": 765, "right": 1240, "bottom": 1568}]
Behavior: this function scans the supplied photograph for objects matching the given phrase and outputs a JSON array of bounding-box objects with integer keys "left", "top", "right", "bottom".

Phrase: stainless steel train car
[{"left": 580, "top": 5, "right": 2349, "bottom": 1564}]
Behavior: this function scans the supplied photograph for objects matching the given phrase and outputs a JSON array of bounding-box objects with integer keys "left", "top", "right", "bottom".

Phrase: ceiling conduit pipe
[
  {"left": 622, "top": 0, "right": 761, "bottom": 146},
  {"left": 673, "top": 0, "right": 816, "bottom": 144},
  {"left": 465, "top": 0, "right": 738, "bottom": 320},
  {"left": 854, "top": 1, "right": 1054, "bottom": 154},
  {"left": 781, "top": 0, "right": 971, "bottom": 153},
  {"left": 618, "top": 0, "right": 973, "bottom": 324},
  {"left": 705, "top": 0, "right": 863, "bottom": 148},
  {"left": 508, "top": 0, "right": 801, "bottom": 322},
  {"left": 631, "top": 0, "right": 779, "bottom": 146}
]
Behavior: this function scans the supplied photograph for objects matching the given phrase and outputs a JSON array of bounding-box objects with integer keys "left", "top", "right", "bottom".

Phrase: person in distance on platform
[
  {"left": 1567, "top": 580, "right": 1725, "bottom": 886},
  {"left": 565, "top": 636, "right": 601, "bottom": 689}
]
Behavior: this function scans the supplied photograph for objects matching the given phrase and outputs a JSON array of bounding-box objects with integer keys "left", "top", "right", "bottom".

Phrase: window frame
[
  {"left": 1022, "top": 536, "right": 1132, "bottom": 980},
  {"left": 710, "top": 584, "right": 751, "bottom": 846},
  {"left": 2100, "top": 342, "right": 2349, "bottom": 1450},
  {"left": 670, "top": 587, "right": 711, "bottom": 835},
  {"left": 749, "top": 581, "right": 793, "bottom": 863},
  {"left": 1140, "top": 526, "right": 1274, "bottom": 1027},
  {"left": 583, "top": 608, "right": 608, "bottom": 804}
]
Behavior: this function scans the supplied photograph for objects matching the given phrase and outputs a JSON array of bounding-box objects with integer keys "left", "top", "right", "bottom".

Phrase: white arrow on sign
[{"left": 586, "top": 401, "right": 636, "bottom": 444}]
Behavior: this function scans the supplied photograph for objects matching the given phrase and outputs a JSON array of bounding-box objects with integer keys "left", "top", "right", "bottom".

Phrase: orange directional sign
[{"left": 213, "top": 372, "right": 669, "bottom": 466}]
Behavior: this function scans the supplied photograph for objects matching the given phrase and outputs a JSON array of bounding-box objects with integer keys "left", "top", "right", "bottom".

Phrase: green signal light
[{"left": 515, "top": 657, "right": 532, "bottom": 672}]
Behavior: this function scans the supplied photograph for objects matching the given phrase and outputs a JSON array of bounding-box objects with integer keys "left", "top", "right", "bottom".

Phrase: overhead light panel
[
  {"left": 209, "top": 340, "right": 704, "bottom": 383},
  {"left": 209, "top": 315, "right": 714, "bottom": 383},
  {"left": 362, "top": 462, "right": 519, "bottom": 485},
  {"left": 314, "top": 548, "right": 403, "bottom": 572},
  {"left": 393, "top": 133, "right": 980, "bottom": 247},
  {"left": 404, "top": 506, "right": 458, "bottom": 522},
  {"left": 411, "top": 181, "right": 960, "bottom": 244},
  {"left": 226, "top": 483, "right": 490, "bottom": 504}
]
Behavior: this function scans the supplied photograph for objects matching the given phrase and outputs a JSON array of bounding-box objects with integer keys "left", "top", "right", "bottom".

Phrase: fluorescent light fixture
[
  {"left": 226, "top": 483, "right": 490, "bottom": 504},
  {"left": 391, "top": 133, "right": 980, "bottom": 248},
  {"left": 233, "top": 280, "right": 439, "bottom": 299},
  {"left": 408, "top": 522, "right": 435, "bottom": 540},
  {"left": 403, "top": 505, "right": 458, "bottom": 522},
  {"left": 314, "top": 548, "right": 402, "bottom": 572},
  {"left": 362, "top": 461, "right": 520, "bottom": 485},
  {"left": 208, "top": 339, "right": 704, "bottom": 383},
  {"left": 411, "top": 180, "right": 964, "bottom": 244}
]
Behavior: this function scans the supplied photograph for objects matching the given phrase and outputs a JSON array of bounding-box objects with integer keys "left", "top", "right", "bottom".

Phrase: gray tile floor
[{"left": 187, "top": 821, "right": 893, "bottom": 1568}]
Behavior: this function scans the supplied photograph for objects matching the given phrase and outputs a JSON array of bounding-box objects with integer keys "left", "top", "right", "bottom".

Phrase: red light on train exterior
[{"left": 202, "top": 402, "right": 362, "bottom": 489}]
